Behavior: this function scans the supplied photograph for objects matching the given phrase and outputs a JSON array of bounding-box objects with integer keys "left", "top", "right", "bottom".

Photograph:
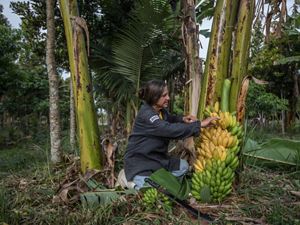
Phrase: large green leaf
[
  {"left": 149, "top": 168, "right": 190, "bottom": 200},
  {"left": 111, "top": 0, "right": 175, "bottom": 81},
  {"left": 80, "top": 189, "right": 137, "bottom": 208},
  {"left": 243, "top": 138, "right": 300, "bottom": 166}
]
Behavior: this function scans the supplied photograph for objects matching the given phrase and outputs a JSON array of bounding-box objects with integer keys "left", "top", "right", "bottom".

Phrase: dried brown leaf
[{"left": 237, "top": 76, "right": 250, "bottom": 122}]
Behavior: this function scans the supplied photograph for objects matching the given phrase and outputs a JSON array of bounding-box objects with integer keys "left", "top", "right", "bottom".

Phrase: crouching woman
[{"left": 124, "top": 80, "right": 217, "bottom": 190}]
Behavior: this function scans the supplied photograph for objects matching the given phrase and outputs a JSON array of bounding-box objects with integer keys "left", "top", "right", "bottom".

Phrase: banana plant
[
  {"left": 198, "top": 0, "right": 240, "bottom": 119},
  {"left": 229, "top": 0, "right": 255, "bottom": 115},
  {"left": 198, "top": 0, "right": 255, "bottom": 122},
  {"left": 59, "top": 0, "right": 103, "bottom": 173}
]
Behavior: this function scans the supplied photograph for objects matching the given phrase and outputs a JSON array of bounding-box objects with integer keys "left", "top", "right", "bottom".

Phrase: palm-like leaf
[
  {"left": 92, "top": 0, "right": 185, "bottom": 126},
  {"left": 109, "top": 0, "right": 178, "bottom": 99}
]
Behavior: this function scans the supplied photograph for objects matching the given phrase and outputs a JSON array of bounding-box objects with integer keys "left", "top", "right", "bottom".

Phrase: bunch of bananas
[
  {"left": 191, "top": 158, "right": 236, "bottom": 202},
  {"left": 142, "top": 188, "right": 172, "bottom": 210},
  {"left": 192, "top": 102, "right": 243, "bottom": 202}
]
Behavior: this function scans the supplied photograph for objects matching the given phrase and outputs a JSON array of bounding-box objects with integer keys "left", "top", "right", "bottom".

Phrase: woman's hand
[
  {"left": 201, "top": 116, "right": 219, "bottom": 128},
  {"left": 183, "top": 115, "right": 198, "bottom": 123}
]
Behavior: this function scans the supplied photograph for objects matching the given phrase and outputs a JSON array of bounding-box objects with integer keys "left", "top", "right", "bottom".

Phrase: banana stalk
[
  {"left": 229, "top": 0, "right": 255, "bottom": 113},
  {"left": 181, "top": 0, "right": 201, "bottom": 163},
  {"left": 198, "top": 0, "right": 239, "bottom": 119},
  {"left": 59, "top": 0, "right": 103, "bottom": 173},
  {"left": 182, "top": 0, "right": 201, "bottom": 116}
]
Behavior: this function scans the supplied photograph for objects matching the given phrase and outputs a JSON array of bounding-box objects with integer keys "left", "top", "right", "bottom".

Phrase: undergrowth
[{"left": 0, "top": 132, "right": 300, "bottom": 224}]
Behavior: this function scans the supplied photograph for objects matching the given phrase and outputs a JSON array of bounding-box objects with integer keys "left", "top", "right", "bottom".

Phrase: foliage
[
  {"left": 250, "top": 18, "right": 264, "bottom": 59},
  {"left": 248, "top": 6, "right": 300, "bottom": 122},
  {"left": 246, "top": 82, "right": 288, "bottom": 118},
  {"left": 173, "top": 94, "right": 184, "bottom": 115},
  {"left": 243, "top": 138, "right": 300, "bottom": 167},
  {"left": 92, "top": 0, "right": 184, "bottom": 134},
  {"left": 11, "top": 0, "right": 68, "bottom": 68},
  {"left": 0, "top": 8, "right": 69, "bottom": 145},
  {"left": 0, "top": 139, "right": 299, "bottom": 224},
  {"left": 95, "top": 0, "right": 180, "bottom": 97},
  {"left": 0, "top": 4, "right": 9, "bottom": 26}
]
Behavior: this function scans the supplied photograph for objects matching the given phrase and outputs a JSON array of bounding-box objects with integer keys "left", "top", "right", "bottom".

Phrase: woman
[{"left": 124, "top": 80, "right": 218, "bottom": 190}]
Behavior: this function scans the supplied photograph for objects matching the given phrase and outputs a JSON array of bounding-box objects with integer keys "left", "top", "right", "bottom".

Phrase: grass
[{"left": 0, "top": 128, "right": 300, "bottom": 225}]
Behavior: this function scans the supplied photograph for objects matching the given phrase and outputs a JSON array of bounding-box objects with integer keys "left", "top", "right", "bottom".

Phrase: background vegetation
[{"left": 0, "top": 0, "right": 299, "bottom": 224}]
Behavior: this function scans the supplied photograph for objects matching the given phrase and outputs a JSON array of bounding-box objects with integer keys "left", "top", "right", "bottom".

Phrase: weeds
[{"left": 1, "top": 137, "right": 300, "bottom": 224}]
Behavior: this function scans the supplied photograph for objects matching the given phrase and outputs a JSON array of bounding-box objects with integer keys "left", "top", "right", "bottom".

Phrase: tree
[
  {"left": 0, "top": 7, "right": 50, "bottom": 144},
  {"left": 198, "top": 0, "right": 240, "bottom": 119},
  {"left": 59, "top": 0, "right": 103, "bottom": 173},
  {"left": 198, "top": 0, "right": 255, "bottom": 122},
  {"left": 249, "top": 2, "right": 300, "bottom": 128},
  {"left": 93, "top": 0, "right": 182, "bottom": 135},
  {"left": 46, "top": 0, "right": 62, "bottom": 163}
]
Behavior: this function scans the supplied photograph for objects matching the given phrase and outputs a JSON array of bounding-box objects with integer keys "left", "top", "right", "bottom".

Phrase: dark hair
[{"left": 138, "top": 80, "right": 167, "bottom": 106}]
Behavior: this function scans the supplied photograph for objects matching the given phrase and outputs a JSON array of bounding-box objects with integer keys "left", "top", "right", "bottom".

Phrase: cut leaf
[
  {"left": 149, "top": 168, "right": 190, "bottom": 200},
  {"left": 80, "top": 189, "right": 137, "bottom": 208},
  {"left": 243, "top": 138, "right": 300, "bottom": 166}
]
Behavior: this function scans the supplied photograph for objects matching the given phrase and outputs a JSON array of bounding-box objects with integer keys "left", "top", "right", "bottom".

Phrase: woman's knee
[{"left": 172, "top": 159, "right": 189, "bottom": 177}]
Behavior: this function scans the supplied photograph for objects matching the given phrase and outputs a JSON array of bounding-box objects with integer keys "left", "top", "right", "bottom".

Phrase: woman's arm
[{"left": 138, "top": 111, "right": 200, "bottom": 139}]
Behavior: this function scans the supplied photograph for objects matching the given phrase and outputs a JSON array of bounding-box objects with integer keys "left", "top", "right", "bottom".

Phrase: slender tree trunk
[
  {"left": 288, "top": 64, "right": 299, "bottom": 127},
  {"left": 70, "top": 77, "right": 76, "bottom": 152},
  {"left": 59, "top": 0, "right": 103, "bottom": 173},
  {"left": 275, "top": 0, "right": 287, "bottom": 38},
  {"left": 46, "top": 0, "right": 62, "bottom": 163},
  {"left": 169, "top": 75, "right": 175, "bottom": 114},
  {"left": 125, "top": 101, "right": 132, "bottom": 136}
]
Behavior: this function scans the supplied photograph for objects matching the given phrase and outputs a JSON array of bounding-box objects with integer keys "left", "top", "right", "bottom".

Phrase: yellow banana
[
  {"left": 214, "top": 101, "right": 220, "bottom": 112},
  {"left": 194, "top": 163, "right": 203, "bottom": 172}
]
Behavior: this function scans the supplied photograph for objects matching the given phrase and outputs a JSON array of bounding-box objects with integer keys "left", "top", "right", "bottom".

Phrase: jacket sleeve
[
  {"left": 164, "top": 110, "right": 183, "bottom": 123},
  {"left": 140, "top": 110, "right": 200, "bottom": 139}
]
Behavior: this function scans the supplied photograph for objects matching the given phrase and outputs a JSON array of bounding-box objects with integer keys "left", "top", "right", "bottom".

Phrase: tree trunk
[
  {"left": 181, "top": 0, "right": 203, "bottom": 163},
  {"left": 70, "top": 77, "right": 76, "bottom": 152},
  {"left": 229, "top": 0, "right": 255, "bottom": 114},
  {"left": 182, "top": 0, "right": 201, "bottom": 117},
  {"left": 59, "top": 0, "right": 103, "bottom": 173},
  {"left": 46, "top": 0, "right": 62, "bottom": 163},
  {"left": 288, "top": 64, "right": 299, "bottom": 127},
  {"left": 125, "top": 101, "right": 132, "bottom": 136},
  {"left": 198, "top": 0, "right": 239, "bottom": 119}
]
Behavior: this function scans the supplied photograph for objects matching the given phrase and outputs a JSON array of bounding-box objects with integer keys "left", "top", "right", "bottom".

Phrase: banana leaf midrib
[{"left": 243, "top": 153, "right": 297, "bottom": 166}]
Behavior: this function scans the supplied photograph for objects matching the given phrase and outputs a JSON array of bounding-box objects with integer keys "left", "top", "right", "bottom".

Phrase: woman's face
[{"left": 155, "top": 86, "right": 170, "bottom": 110}]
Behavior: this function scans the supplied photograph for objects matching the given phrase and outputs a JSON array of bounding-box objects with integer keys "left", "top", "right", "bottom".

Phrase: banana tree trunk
[
  {"left": 229, "top": 0, "right": 255, "bottom": 115},
  {"left": 181, "top": 0, "right": 202, "bottom": 163},
  {"left": 198, "top": 0, "right": 239, "bottom": 119},
  {"left": 59, "top": 0, "right": 103, "bottom": 173},
  {"left": 70, "top": 77, "right": 76, "bottom": 152},
  {"left": 182, "top": 0, "right": 201, "bottom": 117}
]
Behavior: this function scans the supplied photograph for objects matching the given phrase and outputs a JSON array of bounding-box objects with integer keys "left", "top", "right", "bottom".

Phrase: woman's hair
[{"left": 138, "top": 80, "right": 167, "bottom": 106}]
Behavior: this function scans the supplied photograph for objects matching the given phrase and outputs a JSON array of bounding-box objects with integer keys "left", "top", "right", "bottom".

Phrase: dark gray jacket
[{"left": 124, "top": 103, "right": 200, "bottom": 181}]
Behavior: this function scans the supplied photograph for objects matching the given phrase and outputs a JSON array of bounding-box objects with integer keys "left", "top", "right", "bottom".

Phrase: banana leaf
[
  {"left": 149, "top": 168, "right": 190, "bottom": 200},
  {"left": 243, "top": 138, "right": 300, "bottom": 166},
  {"left": 80, "top": 189, "right": 137, "bottom": 208}
]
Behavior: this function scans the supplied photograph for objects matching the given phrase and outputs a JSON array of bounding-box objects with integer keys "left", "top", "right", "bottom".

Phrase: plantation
[{"left": 1, "top": 0, "right": 300, "bottom": 224}]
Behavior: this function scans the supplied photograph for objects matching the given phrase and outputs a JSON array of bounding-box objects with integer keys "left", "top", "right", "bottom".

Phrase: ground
[{"left": 0, "top": 136, "right": 299, "bottom": 225}]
